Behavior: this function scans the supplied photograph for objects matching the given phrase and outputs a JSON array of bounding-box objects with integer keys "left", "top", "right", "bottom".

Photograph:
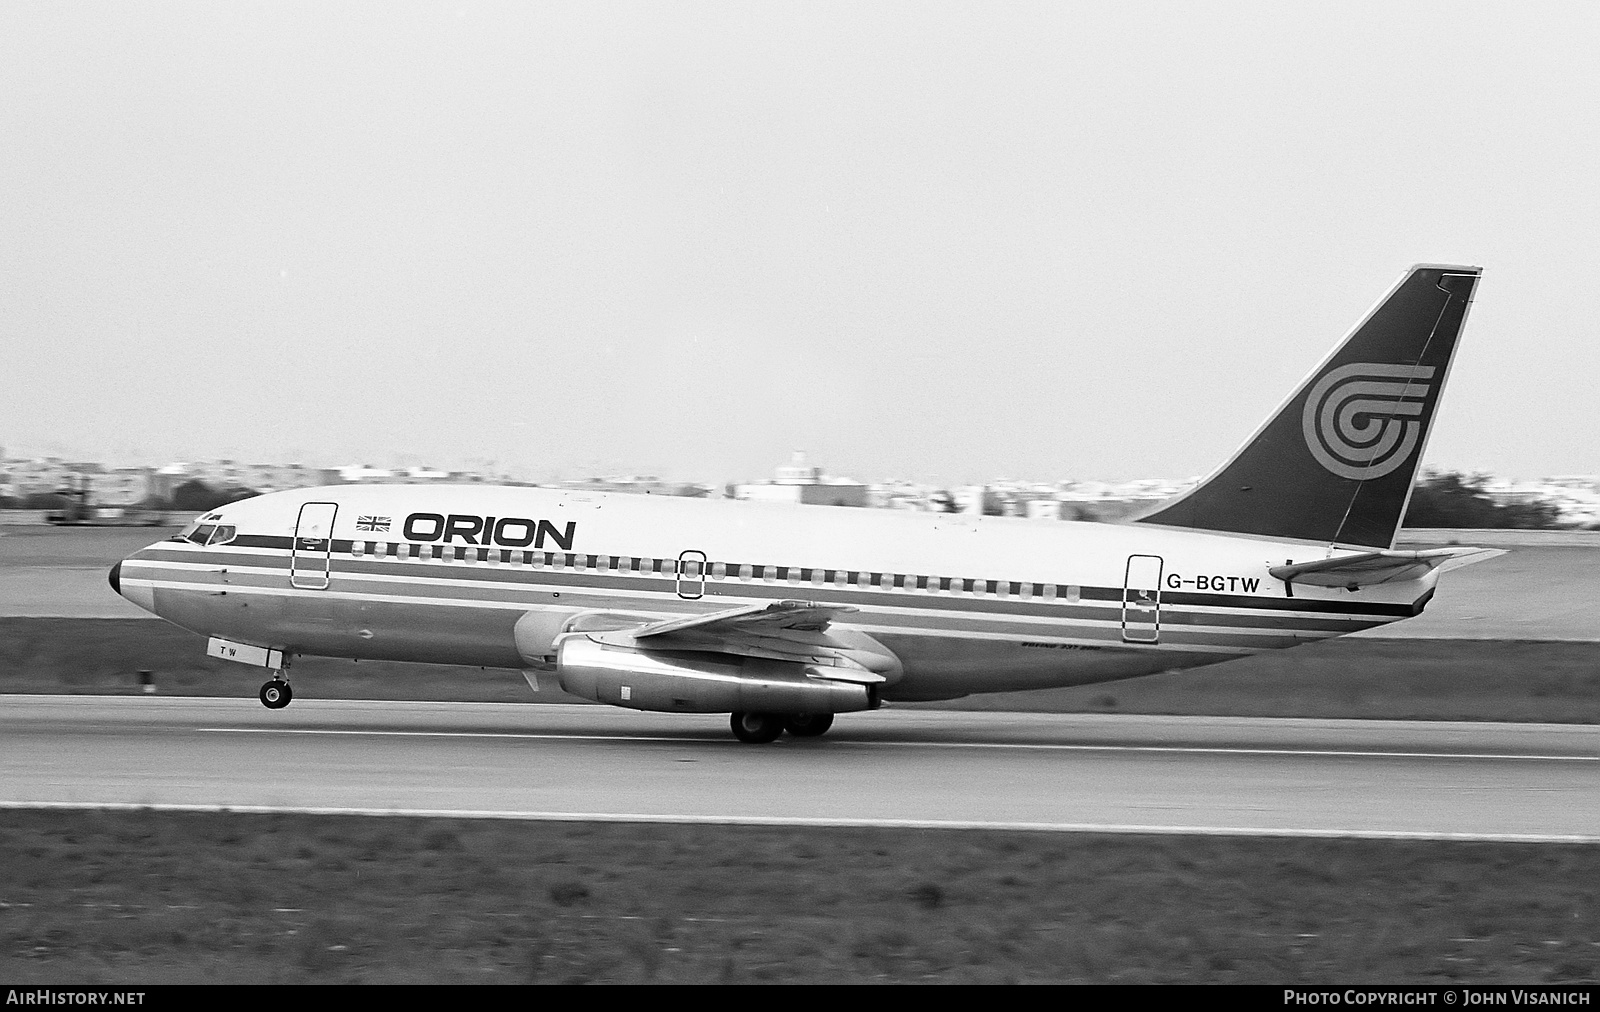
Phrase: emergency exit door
[
  {"left": 676, "top": 550, "right": 707, "bottom": 600},
  {"left": 291, "top": 502, "right": 338, "bottom": 590},
  {"left": 1122, "top": 554, "right": 1163, "bottom": 643}
]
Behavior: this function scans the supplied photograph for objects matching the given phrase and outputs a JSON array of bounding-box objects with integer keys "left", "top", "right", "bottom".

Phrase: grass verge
[
  {"left": 1, "top": 809, "right": 1597, "bottom": 984},
  {"left": 3, "top": 618, "right": 1600, "bottom": 721}
]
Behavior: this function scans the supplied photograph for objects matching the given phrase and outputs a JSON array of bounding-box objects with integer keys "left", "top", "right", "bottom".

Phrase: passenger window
[{"left": 712, "top": 562, "right": 726, "bottom": 579}]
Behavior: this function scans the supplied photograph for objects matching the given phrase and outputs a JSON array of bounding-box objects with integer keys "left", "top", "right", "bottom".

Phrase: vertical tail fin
[{"left": 1135, "top": 263, "right": 1481, "bottom": 549}]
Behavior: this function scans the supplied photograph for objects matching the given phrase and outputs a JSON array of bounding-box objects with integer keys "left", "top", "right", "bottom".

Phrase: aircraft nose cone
[{"left": 108, "top": 561, "right": 122, "bottom": 596}]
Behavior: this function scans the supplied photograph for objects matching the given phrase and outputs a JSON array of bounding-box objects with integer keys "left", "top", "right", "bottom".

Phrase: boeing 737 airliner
[{"left": 110, "top": 264, "right": 1497, "bottom": 742}]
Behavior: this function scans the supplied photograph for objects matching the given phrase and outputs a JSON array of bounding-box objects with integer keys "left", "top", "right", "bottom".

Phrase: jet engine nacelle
[
  {"left": 555, "top": 635, "right": 879, "bottom": 715},
  {"left": 514, "top": 607, "right": 658, "bottom": 670}
]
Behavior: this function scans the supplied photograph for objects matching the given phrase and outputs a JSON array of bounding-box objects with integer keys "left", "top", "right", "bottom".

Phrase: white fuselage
[{"left": 115, "top": 484, "right": 1430, "bottom": 700}]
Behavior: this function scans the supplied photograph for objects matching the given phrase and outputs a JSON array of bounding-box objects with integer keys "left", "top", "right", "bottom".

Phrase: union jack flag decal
[{"left": 355, "top": 516, "right": 391, "bottom": 532}]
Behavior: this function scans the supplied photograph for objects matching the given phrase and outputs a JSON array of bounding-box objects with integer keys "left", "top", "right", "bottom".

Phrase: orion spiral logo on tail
[{"left": 1301, "top": 362, "right": 1436, "bottom": 480}]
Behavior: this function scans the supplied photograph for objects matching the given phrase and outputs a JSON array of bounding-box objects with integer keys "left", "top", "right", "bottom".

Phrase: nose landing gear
[{"left": 259, "top": 677, "right": 293, "bottom": 709}]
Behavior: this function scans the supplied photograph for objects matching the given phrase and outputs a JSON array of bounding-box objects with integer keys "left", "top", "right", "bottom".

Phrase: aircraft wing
[
  {"left": 590, "top": 600, "right": 895, "bottom": 683},
  {"left": 1269, "top": 547, "right": 1504, "bottom": 592},
  {"left": 633, "top": 600, "right": 858, "bottom": 639}
]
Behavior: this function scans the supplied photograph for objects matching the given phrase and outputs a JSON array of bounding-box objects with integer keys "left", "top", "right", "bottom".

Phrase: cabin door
[
  {"left": 1121, "top": 554, "right": 1163, "bottom": 643},
  {"left": 291, "top": 502, "right": 338, "bottom": 590}
]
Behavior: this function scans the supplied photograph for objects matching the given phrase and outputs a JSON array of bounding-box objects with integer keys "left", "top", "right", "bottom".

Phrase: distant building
[
  {"left": 558, "top": 475, "right": 709, "bottom": 497},
  {"left": 337, "top": 465, "right": 396, "bottom": 483},
  {"left": 1, "top": 457, "right": 101, "bottom": 498},
  {"left": 89, "top": 467, "right": 156, "bottom": 505},
  {"left": 1027, "top": 499, "right": 1070, "bottom": 521},
  {"left": 401, "top": 466, "right": 453, "bottom": 483},
  {"left": 735, "top": 453, "right": 868, "bottom": 508},
  {"left": 958, "top": 485, "right": 998, "bottom": 516}
]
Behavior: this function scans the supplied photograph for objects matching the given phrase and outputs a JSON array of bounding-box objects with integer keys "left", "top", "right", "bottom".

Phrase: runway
[{"left": 4, "top": 695, "right": 1598, "bottom": 841}]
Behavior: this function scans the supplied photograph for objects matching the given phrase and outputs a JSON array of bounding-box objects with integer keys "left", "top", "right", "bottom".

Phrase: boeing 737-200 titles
[{"left": 111, "top": 264, "right": 1499, "bottom": 742}]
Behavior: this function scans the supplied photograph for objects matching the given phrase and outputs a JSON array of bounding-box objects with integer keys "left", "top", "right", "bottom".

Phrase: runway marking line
[
  {"left": 193, "top": 726, "right": 1600, "bottom": 762},
  {"left": 2, "top": 800, "right": 1598, "bottom": 844}
]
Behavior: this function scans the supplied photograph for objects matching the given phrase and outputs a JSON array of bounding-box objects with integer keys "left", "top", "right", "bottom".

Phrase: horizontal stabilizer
[{"left": 1269, "top": 546, "right": 1503, "bottom": 592}]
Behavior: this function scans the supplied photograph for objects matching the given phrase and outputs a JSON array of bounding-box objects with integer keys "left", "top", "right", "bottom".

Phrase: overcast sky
[{"left": 3, "top": 2, "right": 1596, "bottom": 485}]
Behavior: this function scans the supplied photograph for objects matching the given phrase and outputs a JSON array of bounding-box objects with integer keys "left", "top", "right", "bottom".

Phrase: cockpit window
[{"left": 170, "top": 520, "right": 237, "bottom": 545}]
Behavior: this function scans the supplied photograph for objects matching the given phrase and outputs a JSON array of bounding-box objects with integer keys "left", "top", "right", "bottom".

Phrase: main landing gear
[
  {"left": 259, "top": 677, "right": 293, "bottom": 709},
  {"left": 729, "top": 711, "right": 836, "bottom": 743}
]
